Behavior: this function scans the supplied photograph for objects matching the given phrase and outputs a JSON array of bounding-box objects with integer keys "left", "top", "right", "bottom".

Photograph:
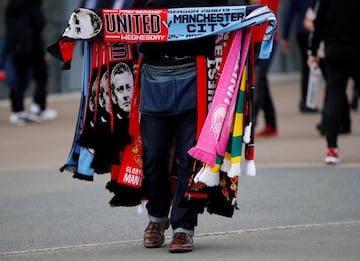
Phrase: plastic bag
[{"left": 306, "top": 64, "right": 322, "bottom": 109}]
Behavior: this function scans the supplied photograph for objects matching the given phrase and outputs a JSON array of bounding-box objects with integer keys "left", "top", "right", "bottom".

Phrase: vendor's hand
[
  {"left": 303, "top": 18, "right": 314, "bottom": 32},
  {"left": 304, "top": 8, "right": 315, "bottom": 32},
  {"left": 307, "top": 55, "right": 320, "bottom": 68}
]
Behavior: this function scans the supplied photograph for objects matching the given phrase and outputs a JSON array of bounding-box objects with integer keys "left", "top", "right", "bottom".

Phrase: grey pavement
[{"left": 0, "top": 73, "right": 359, "bottom": 260}]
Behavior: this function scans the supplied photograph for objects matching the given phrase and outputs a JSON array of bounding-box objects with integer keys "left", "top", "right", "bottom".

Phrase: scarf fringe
[
  {"left": 72, "top": 172, "right": 94, "bottom": 181},
  {"left": 59, "top": 164, "right": 77, "bottom": 173}
]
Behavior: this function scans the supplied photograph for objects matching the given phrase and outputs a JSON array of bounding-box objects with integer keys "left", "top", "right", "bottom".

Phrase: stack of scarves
[
  {"left": 180, "top": 29, "right": 255, "bottom": 217},
  {"left": 48, "top": 5, "right": 277, "bottom": 216}
]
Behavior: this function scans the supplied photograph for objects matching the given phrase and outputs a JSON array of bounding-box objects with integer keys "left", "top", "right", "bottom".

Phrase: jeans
[
  {"left": 140, "top": 61, "right": 198, "bottom": 235},
  {"left": 140, "top": 62, "right": 197, "bottom": 114}
]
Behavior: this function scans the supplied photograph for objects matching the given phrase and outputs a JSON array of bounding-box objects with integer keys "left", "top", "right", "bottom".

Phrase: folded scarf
[
  {"left": 108, "top": 56, "right": 144, "bottom": 207},
  {"left": 216, "top": 28, "right": 251, "bottom": 157},
  {"left": 59, "top": 41, "right": 92, "bottom": 177},
  {"left": 188, "top": 30, "right": 243, "bottom": 167},
  {"left": 189, "top": 28, "right": 251, "bottom": 169}
]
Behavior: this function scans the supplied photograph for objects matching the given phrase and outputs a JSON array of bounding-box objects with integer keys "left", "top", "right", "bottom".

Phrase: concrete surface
[{"left": 0, "top": 73, "right": 359, "bottom": 260}]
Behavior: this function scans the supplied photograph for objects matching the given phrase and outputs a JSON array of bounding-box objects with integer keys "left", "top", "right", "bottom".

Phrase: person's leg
[
  {"left": 323, "top": 58, "right": 348, "bottom": 163},
  {"left": 317, "top": 95, "right": 329, "bottom": 136},
  {"left": 140, "top": 113, "right": 172, "bottom": 248},
  {"left": 339, "top": 93, "right": 351, "bottom": 134},
  {"left": 169, "top": 110, "right": 197, "bottom": 253},
  {"left": 262, "top": 72, "right": 277, "bottom": 129},
  {"left": 254, "top": 64, "right": 277, "bottom": 137},
  {"left": 253, "top": 65, "right": 265, "bottom": 127},
  {"left": 9, "top": 56, "right": 29, "bottom": 125},
  {"left": 141, "top": 114, "right": 173, "bottom": 219},
  {"left": 316, "top": 58, "right": 327, "bottom": 135},
  {"left": 253, "top": 42, "right": 265, "bottom": 128},
  {"left": 170, "top": 110, "right": 198, "bottom": 234},
  {"left": 297, "top": 32, "right": 318, "bottom": 113},
  {"left": 12, "top": 57, "right": 28, "bottom": 113},
  {"left": 28, "top": 52, "right": 57, "bottom": 121},
  {"left": 32, "top": 53, "right": 48, "bottom": 111}
]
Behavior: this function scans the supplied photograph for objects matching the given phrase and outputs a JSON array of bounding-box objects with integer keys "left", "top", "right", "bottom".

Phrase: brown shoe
[
  {"left": 168, "top": 233, "right": 193, "bottom": 253},
  {"left": 143, "top": 219, "right": 170, "bottom": 248}
]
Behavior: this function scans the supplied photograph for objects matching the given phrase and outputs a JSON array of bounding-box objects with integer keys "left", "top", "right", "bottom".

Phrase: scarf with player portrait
[{"left": 60, "top": 41, "right": 135, "bottom": 180}]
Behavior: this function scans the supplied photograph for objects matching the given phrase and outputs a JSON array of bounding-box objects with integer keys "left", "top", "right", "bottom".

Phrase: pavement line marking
[
  {"left": 1, "top": 220, "right": 359, "bottom": 256},
  {"left": 196, "top": 219, "right": 360, "bottom": 238}
]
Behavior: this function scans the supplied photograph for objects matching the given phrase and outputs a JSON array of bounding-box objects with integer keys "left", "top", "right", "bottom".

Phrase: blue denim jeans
[
  {"left": 140, "top": 62, "right": 197, "bottom": 114},
  {"left": 140, "top": 62, "right": 198, "bottom": 235}
]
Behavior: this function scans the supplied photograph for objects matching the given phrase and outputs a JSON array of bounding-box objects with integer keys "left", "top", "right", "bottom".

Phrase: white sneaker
[
  {"left": 29, "top": 103, "right": 41, "bottom": 115},
  {"left": 9, "top": 112, "right": 27, "bottom": 126},
  {"left": 27, "top": 104, "right": 43, "bottom": 123},
  {"left": 29, "top": 103, "right": 58, "bottom": 122},
  {"left": 39, "top": 109, "right": 58, "bottom": 121}
]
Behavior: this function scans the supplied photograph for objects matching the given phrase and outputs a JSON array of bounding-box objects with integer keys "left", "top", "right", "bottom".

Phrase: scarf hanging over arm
[{"left": 59, "top": 41, "right": 92, "bottom": 176}]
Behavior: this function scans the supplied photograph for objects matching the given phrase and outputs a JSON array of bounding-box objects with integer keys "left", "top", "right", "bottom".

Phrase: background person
[
  {"left": 303, "top": 0, "right": 351, "bottom": 136},
  {"left": 4, "top": 0, "right": 57, "bottom": 126},
  {"left": 307, "top": 0, "right": 360, "bottom": 164}
]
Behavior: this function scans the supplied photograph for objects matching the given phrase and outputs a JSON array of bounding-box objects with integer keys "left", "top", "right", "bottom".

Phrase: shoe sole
[
  {"left": 9, "top": 120, "right": 26, "bottom": 126},
  {"left": 168, "top": 246, "right": 193, "bottom": 253},
  {"left": 143, "top": 238, "right": 165, "bottom": 248},
  {"left": 26, "top": 114, "right": 43, "bottom": 124},
  {"left": 325, "top": 157, "right": 339, "bottom": 164}
]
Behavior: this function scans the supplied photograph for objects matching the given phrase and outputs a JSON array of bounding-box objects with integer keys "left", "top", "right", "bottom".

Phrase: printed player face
[
  {"left": 111, "top": 70, "right": 134, "bottom": 112},
  {"left": 63, "top": 8, "right": 102, "bottom": 39},
  {"left": 89, "top": 76, "right": 98, "bottom": 112},
  {"left": 99, "top": 72, "right": 111, "bottom": 113}
]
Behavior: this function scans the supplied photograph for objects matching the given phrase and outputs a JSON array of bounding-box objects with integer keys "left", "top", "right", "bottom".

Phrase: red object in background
[{"left": 0, "top": 70, "right": 6, "bottom": 81}]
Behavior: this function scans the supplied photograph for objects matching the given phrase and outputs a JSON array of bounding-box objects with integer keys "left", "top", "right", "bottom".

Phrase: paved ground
[{"left": 0, "top": 73, "right": 359, "bottom": 260}]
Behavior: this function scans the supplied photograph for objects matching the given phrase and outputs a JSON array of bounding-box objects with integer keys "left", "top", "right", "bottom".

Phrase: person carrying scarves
[
  {"left": 47, "top": 3, "right": 277, "bottom": 254},
  {"left": 130, "top": 0, "right": 229, "bottom": 253}
]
